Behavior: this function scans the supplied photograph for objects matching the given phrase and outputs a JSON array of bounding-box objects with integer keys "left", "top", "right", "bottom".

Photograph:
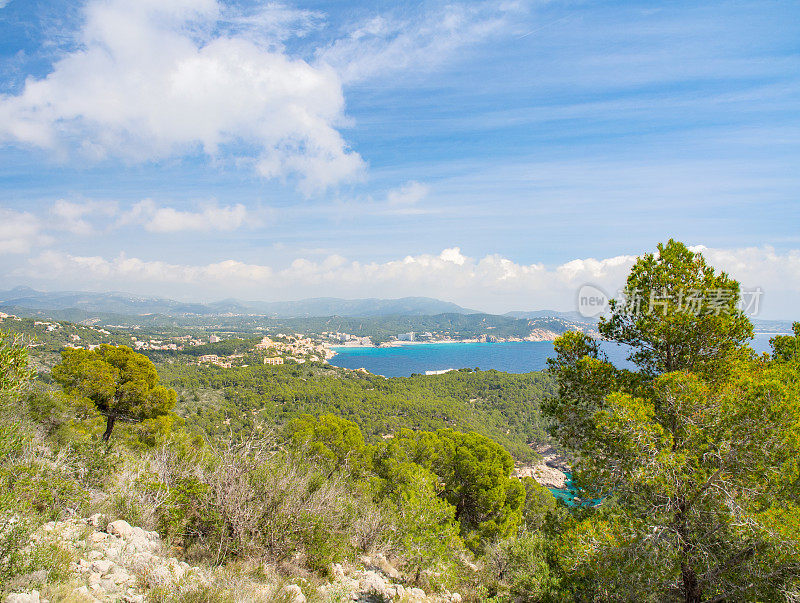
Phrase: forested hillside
[
  {"left": 2, "top": 241, "right": 799, "bottom": 602},
  {"left": 161, "top": 363, "right": 554, "bottom": 461}
]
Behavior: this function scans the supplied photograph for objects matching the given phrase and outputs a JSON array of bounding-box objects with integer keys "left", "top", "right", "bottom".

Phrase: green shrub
[
  {"left": 3, "top": 462, "right": 88, "bottom": 520},
  {"left": 0, "top": 509, "right": 34, "bottom": 589}
]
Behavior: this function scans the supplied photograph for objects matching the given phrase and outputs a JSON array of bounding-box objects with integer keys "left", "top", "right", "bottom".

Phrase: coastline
[{"left": 326, "top": 331, "right": 563, "bottom": 357}]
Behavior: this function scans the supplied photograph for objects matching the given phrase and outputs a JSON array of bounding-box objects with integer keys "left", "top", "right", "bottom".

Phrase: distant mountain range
[
  {"left": 0, "top": 287, "right": 792, "bottom": 333},
  {"left": 0, "top": 287, "right": 478, "bottom": 318}
]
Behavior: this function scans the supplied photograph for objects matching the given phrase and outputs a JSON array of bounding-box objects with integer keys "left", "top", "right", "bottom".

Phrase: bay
[{"left": 328, "top": 333, "right": 781, "bottom": 378}]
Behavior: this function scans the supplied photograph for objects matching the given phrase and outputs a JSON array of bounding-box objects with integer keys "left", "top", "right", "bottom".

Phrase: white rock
[
  {"left": 451, "top": 593, "right": 462, "bottom": 602},
  {"left": 409, "top": 587, "right": 427, "bottom": 600},
  {"left": 332, "top": 563, "right": 346, "bottom": 580},
  {"left": 111, "top": 568, "right": 134, "bottom": 584},
  {"left": 106, "top": 546, "right": 123, "bottom": 560},
  {"left": 88, "top": 532, "right": 107, "bottom": 543},
  {"left": 91, "top": 559, "right": 114, "bottom": 575},
  {"left": 360, "top": 571, "right": 388, "bottom": 598},
  {"left": 127, "top": 551, "right": 157, "bottom": 574},
  {"left": 283, "top": 584, "right": 306, "bottom": 603},
  {"left": 87, "top": 514, "right": 108, "bottom": 528},
  {"left": 107, "top": 520, "right": 134, "bottom": 539},
  {"left": 5, "top": 591, "right": 40, "bottom": 603}
]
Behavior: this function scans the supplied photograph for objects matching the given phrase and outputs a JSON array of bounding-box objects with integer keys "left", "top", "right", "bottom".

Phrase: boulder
[
  {"left": 90, "top": 559, "right": 114, "bottom": 575},
  {"left": 70, "top": 585, "right": 97, "bottom": 602},
  {"left": 107, "top": 520, "right": 134, "bottom": 538},
  {"left": 283, "top": 584, "right": 306, "bottom": 603},
  {"left": 359, "top": 571, "right": 388, "bottom": 600},
  {"left": 88, "top": 532, "right": 107, "bottom": 544},
  {"left": 87, "top": 514, "right": 108, "bottom": 529},
  {"left": 5, "top": 592, "right": 41, "bottom": 603}
]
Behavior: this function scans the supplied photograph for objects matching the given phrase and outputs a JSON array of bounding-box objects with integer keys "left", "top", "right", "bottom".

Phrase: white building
[{"left": 255, "top": 336, "right": 273, "bottom": 350}]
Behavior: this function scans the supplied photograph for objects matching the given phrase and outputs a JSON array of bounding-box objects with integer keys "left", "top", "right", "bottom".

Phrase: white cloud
[
  {"left": 17, "top": 245, "right": 800, "bottom": 317},
  {"left": 49, "top": 199, "right": 117, "bottom": 235},
  {"left": 0, "top": 209, "right": 51, "bottom": 254},
  {"left": 120, "top": 200, "right": 250, "bottom": 232},
  {"left": 317, "top": 2, "right": 522, "bottom": 84},
  {"left": 0, "top": 0, "right": 363, "bottom": 193},
  {"left": 386, "top": 181, "right": 429, "bottom": 206},
  {"left": 692, "top": 244, "right": 800, "bottom": 292}
]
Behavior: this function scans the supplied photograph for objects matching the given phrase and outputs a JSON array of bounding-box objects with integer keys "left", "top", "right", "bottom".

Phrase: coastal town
[{"left": 0, "top": 310, "right": 578, "bottom": 371}]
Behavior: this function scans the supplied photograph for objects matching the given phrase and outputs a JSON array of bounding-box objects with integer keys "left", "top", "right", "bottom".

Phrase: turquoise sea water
[
  {"left": 328, "top": 333, "right": 780, "bottom": 378},
  {"left": 548, "top": 472, "right": 603, "bottom": 508}
]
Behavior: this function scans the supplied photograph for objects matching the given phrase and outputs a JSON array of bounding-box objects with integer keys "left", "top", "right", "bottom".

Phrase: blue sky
[{"left": 0, "top": 0, "right": 798, "bottom": 317}]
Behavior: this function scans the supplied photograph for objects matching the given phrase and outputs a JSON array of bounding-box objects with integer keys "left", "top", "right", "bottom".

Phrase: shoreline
[{"left": 325, "top": 338, "right": 559, "bottom": 359}]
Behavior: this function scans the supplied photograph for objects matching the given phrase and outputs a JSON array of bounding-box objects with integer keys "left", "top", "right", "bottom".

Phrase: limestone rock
[
  {"left": 359, "top": 570, "right": 388, "bottom": 599},
  {"left": 70, "top": 585, "right": 97, "bottom": 602},
  {"left": 90, "top": 559, "right": 114, "bottom": 575},
  {"left": 5, "top": 591, "right": 42, "bottom": 603},
  {"left": 283, "top": 584, "right": 306, "bottom": 603}
]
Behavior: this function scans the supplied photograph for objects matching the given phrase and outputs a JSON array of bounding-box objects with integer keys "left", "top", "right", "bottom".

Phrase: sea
[{"left": 328, "top": 333, "right": 783, "bottom": 378}]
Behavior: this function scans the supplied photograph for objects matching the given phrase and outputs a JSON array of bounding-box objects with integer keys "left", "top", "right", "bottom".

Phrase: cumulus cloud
[
  {"left": 119, "top": 200, "right": 250, "bottom": 232},
  {"left": 49, "top": 199, "right": 117, "bottom": 235},
  {"left": 692, "top": 244, "right": 800, "bottom": 290},
  {"left": 26, "top": 250, "right": 273, "bottom": 283},
  {"left": 0, "top": 0, "right": 363, "bottom": 193},
  {"left": 17, "top": 244, "right": 799, "bottom": 316},
  {"left": 0, "top": 209, "right": 52, "bottom": 254}
]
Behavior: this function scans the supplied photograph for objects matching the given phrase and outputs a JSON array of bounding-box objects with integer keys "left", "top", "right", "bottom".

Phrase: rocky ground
[
  {"left": 514, "top": 445, "right": 569, "bottom": 489},
  {"left": 5, "top": 515, "right": 463, "bottom": 603}
]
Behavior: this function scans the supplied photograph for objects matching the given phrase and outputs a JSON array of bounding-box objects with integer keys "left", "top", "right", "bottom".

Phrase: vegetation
[
  {"left": 1, "top": 240, "right": 799, "bottom": 601},
  {"left": 52, "top": 345, "right": 177, "bottom": 441},
  {"left": 545, "top": 240, "right": 800, "bottom": 601},
  {"left": 162, "top": 362, "right": 553, "bottom": 461}
]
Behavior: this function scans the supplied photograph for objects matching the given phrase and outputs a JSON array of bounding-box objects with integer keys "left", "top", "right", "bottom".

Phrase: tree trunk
[
  {"left": 682, "top": 561, "right": 702, "bottom": 603},
  {"left": 677, "top": 501, "right": 702, "bottom": 603},
  {"left": 102, "top": 415, "right": 116, "bottom": 441}
]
